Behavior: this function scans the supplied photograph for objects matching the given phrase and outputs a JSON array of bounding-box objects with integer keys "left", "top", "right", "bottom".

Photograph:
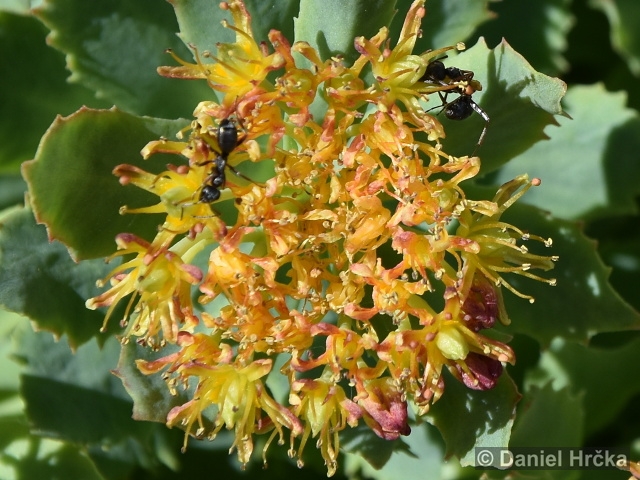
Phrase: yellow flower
[
  {"left": 158, "top": 1, "right": 285, "bottom": 104},
  {"left": 353, "top": 1, "right": 430, "bottom": 114},
  {"left": 86, "top": 232, "right": 201, "bottom": 345},
  {"left": 290, "top": 379, "right": 360, "bottom": 476},
  {"left": 138, "top": 332, "right": 303, "bottom": 466},
  {"left": 455, "top": 175, "right": 558, "bottom": 303}
]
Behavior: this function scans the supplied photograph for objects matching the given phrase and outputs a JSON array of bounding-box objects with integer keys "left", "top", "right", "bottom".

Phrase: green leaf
[
  {"left": 22, "top": 374, "right": 137, "bottom": 443},
  {"left": 3, "top": 437, "right": 106, "bottom": 480},
  {"left": 511, "top": 383, "right": 584, "bottom": 447},
  {"left": 22, "top": 108, "right": 187, "bottom": 260},
  {"left": 0, "top": 174, "right": 27, "bottom": 210},
  {"left": 426, "top": 38, "right": 567, "bottom": 170},
  {"left": 244, "top": 0, "right": 300, "bottom": 44},
  {"left": 0, "top": 207, "right": 114, "bottom": 347},
  {"left": 526, "top": 337, "right": 640, "bottom": 437},
  {"left": 499, "top": 203, "right": 640, "bottom": 346},
  {"left": 427, "top": 371, "right": 519, "bottom": 466},
  {"left": 471, "top": 0, "right": 574, "bottom": 76},
  {"left": 0, "top": 314, "right": 106, "bottom": 480},
  {"left": 169, "top": 0, "right": 235, "bottom": 50},
  {"left": 591, "top": 0, "right": 640, "bottom": 76},
  {"left": 34, "top": 0, "right": 214, "bottom": 118},
  {"left": 409, "top": 0, "right": 492, "bottom": 52},
  {"left": 0, "top": 0, "right": 44, "bottom": 14},
  {"left": 491, "top": 84, "right": 640, "bottom": 220},
  {"left": 114, "top": 341, "right": 186, "bottom": 424},
  {"left": 0, "top": 12, "right": 108, "bottom": 172},
  {"left": 16, "top": 328, "right": 182, "bottom": 475},
  {"left": 593, "top": 218, "right": 640, "bottom": 311},
  {"left": 480, "top": 383, "right": 584, "bottom": 480},
  {"left": 0, "top": 309, "right": 23, "bottom": 395},
  {"left": 171, "top": 0, "right": 299, "bottom": 53},
  {"left": 343, "top": 423, "right": 454, "bottom": 480},
  {"left": 295, "top": 0, "right": 397, "bottom": 64}
]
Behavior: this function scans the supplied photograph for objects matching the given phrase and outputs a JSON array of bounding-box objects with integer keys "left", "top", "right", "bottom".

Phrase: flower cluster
[{"left": 86, "top": 0, "right": 556, "bottom": 475}]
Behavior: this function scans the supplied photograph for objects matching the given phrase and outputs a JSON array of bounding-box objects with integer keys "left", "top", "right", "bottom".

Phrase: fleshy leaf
[
  {"left": 511, "top": 383, "right": 584, "bottom": 447},
  {"left": 34, "top": 0, "right": 213, "bottom": 118},
  {"left": 114, "top": 341, "right": 187, "bottom": 424},
  {"left": 479, "top": 383, "right": 584, "bottom": 479},
  {"left": 0, "top": 433, "right": 105, "bottom": 480},
  {"left": 15, "top": 328, "right": 181, "bottom": 475},
  {"left": 492, "top": 84, "right": 640, "bottom": 220},
  {"left": 22, "top": 107, "right": 187, "bottom": 260},
  {"left": 171, "top": 0, "right": 299, "bottom": 53},
  {"left": 0, "top": 310, "right": 23, "bottom": 396},
  {"left": 343, "top": 423, "right": 453, "bottom": 480},
  {"left": 409, "top": 0, "right": 492, "bottom": 52},
  {"left": 472, "top": 0, "right": 574, "bottom": 76},
  {"left": 295, "top": 0, "right": 397, "bottom": 64},
  {"left": 499, "top": 202, "right": 640, "bottom": 346},
  {"left": 0, "top": 12, "right": 108, "bottom": 172},
  {"left": 426, "top": 38, "right": 566, "bottom": 172},
  {"left": 427, "top": 371, "right": 519, "bottom": 466},
  {"left": 0, "top": 207, "right": 113, "bottom": 347},
  {"left": 526, "top": 337, "right": 640, "bottom": 437},
  {"left": 0, "top": 174, "right": 27, "bottom": 210},
  {"left": 595, "top": 219, "right": 640, "bottom": 312},
  {"left": 591, "top": 0, "right": 640, "bottom": 76},
  {"left": 243, "top": 0, "right": 300, "bottom": 44},
  {"left": 0, "top": 0, "right": 44, "bottom": 14},
  {"left": 342, "top": 426, "right": 405, "bottom": 472},
  {"left": 169, "top": 0, "right": 235, "bottom": 50},
  {"left": 0, "top": 315, "right": 104, "bottom": 480}
]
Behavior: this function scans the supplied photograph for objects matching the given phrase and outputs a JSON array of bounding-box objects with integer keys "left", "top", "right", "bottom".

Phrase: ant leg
[
  {"left": 226, "top": 163, "right": 264, "bottom": 186},
  {"left": 425, "top": 90, "right": 452, "bottom": 115}
]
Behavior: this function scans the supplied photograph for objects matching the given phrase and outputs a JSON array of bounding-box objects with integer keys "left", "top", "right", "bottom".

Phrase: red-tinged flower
[
  {"left": 430, "top": 293, "right": 514, "bottom": 397},
  {"left": 461, "top": 271, "right": 504, "bottom": 331},
  {"left": 452, "top": 352, "right": 504, "bottom": 390},
  {"left": 375, "top": 290, "right": 515, "bottom": 410},
  {"left": 356, "top": 377, "right": 410, "bottom": 440}
]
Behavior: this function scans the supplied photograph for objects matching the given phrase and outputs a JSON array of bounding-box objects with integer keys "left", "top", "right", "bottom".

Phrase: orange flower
[{"left": 89, "top": 0, "right": 557, "bottom": 474}]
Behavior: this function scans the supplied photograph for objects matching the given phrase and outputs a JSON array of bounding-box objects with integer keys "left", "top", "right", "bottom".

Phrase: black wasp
[
  {"left": 199, "top": 118, "right": 245, "bottom": 203},
  {"left": 420, "top": 58, "right": 489, "bottom": 155}
]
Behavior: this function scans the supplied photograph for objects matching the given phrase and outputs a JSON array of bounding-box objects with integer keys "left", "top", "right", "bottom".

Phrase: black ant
[
  {"left": 198, "top": 118, "right": 255, "bottom": 204},
  {"left": 420, "top": 58, "right": 489, "bottom": 156}
]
